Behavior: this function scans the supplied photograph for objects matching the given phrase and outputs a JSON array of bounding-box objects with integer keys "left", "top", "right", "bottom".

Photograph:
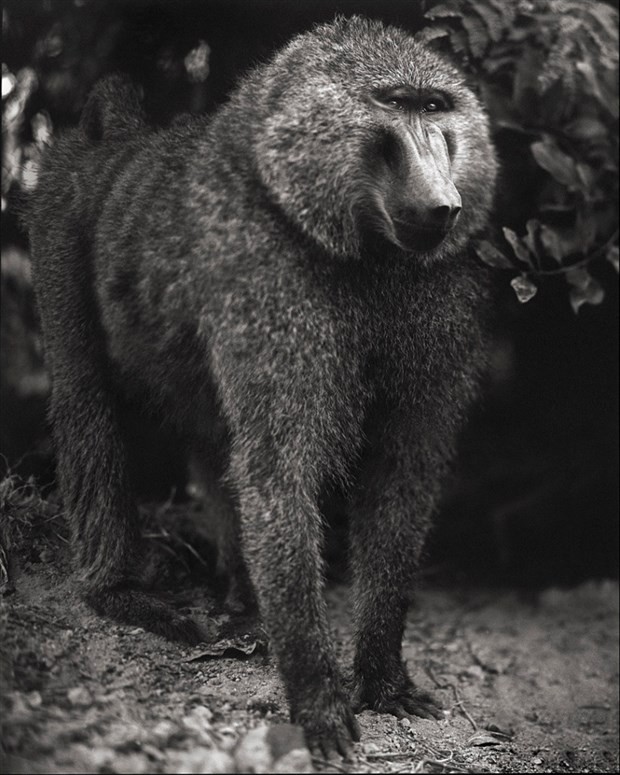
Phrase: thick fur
[{"left": 28, "top": 17, "right": 497, "bottom": 754}]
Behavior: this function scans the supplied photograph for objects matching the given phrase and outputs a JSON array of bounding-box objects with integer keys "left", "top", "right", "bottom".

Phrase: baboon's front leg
[
  {"left": 228, "top": 440, "right": 360, "bottom": 756},
  {"left": 349, "top": 417, "right": 445, "bottom": 720}
]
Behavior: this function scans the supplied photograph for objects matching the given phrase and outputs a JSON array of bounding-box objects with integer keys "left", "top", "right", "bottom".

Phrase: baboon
[{"left": 28, "top": 16, "right": 498, "bottom": 754}]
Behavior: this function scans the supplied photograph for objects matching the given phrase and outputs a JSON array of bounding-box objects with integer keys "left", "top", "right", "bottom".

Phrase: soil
[{"left": 1, "top": 503, "right": 618, "bottom": 774}]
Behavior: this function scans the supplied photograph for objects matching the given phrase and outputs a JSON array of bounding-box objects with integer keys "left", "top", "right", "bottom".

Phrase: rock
[
  {"left": 182, "top": 705, "right": 215, "bottom": 744},
  {"left": 26, "top": 691, "right": 42, "bottom": 708},
  {"left": 217, "top": 726, "right": 239, "bottom": 752},
  {"left": 166, "top": 747, "right": 235, "bottom": 774},
  {"left": 109, "top": 753, "right": 151, "bottom": 773},
  {"left": 151, "top": 719, "right": 178, "bottom": 745},
  {"left": 67, "top": 686, "right": 92, "bottom": 707},
  {"left": 234, "top": 724, "right": 313, "bottom": 774},
  {"left": 104, "top": 721, "right": 147, "bottom": 749}
]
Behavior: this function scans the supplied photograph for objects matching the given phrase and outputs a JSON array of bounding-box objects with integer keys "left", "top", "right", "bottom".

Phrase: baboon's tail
[{"left": 79, "top": 73, "right": 146, "bottom": 142}]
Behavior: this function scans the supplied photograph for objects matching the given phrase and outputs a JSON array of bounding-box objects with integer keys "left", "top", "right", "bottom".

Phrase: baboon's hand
[{"left": 294, "top": 691, "right": 360, "bottom": 759}]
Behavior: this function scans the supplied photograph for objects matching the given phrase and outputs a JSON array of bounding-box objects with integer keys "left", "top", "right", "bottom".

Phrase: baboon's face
[
  {"left": 362, "top": 87, "right": 462, "bottom": 255},
  {"left": 253, "top": 17, "right": 497, "bottom": 259}
]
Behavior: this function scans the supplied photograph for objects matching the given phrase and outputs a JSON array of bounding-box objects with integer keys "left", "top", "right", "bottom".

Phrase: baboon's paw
[
  {"left": 373, "top": 687, "right": 444, "bottom": 721},
  {"left": 352, "top": 670, "right": 443, "bottom": 722},
  {"left": 296, "top": 695, "right": 360, "bottom": 759}
]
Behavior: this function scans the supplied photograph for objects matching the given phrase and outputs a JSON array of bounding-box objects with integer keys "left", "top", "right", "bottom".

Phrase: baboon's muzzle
[{"left": 384, "top": 118, "right": 461, "bottom": 253}]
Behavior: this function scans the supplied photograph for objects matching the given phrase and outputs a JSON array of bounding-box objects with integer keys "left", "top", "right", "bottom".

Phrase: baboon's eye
[
  {"left": 422, "top": 96, "right": 449, "bottom": 113},
  {"left": 372, "top": 92, "right": 412, "bottom": 112},
  {"left": 373, "top": 90, "right": 452, "bottom": 114}
]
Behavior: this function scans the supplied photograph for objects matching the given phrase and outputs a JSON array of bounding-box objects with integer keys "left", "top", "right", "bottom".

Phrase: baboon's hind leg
[
  {"left": 34, "top": 224, "right": 204, "bottom": 644},
  {"left": 349, "top": 415, "right": 443, "bottom": 720}
]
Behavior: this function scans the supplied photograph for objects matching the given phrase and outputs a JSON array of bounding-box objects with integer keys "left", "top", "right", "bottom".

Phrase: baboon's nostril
[
  {"left": 429, "top": 204, "right": 461, "bottom": 229},
  {"left": 449, "top": 205, "right": 462, "bottom": 225}
]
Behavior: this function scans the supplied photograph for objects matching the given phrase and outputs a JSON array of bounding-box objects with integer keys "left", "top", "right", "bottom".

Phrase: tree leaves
[
  {"left": 475, "top": 239, "right": 514, "bottom": 269},
  {"left": 530, "top": 139, "right": 582, "bottom": 189},
  {"left": 419, "top": 0, "right": 618, "bottom": 314},
  {"left": 510, "top": 275, "right": 538, "bottom": 304},
  {"left": 606, "top": 245, "right": 619, "bottom": 273},
  {"left": 503, "top": 227, "right": 532, "bottom": 267},
  {"left": 539, "top": 224, "right": 583, "bottom": 264},
  {"left": 476, "top": 223, "right": 612, "bottom": 310},
  {"left": 565, "top": 267, "right": 605, "bottom": 313}
]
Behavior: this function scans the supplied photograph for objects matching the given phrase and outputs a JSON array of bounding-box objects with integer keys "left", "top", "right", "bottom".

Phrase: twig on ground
[{"left": 425, "top": 666, "right": 478, "bottom": 731}]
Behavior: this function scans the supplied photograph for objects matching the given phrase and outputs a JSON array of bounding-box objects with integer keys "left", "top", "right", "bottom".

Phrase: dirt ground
[{"left": 1, "top": 498, "right": 618, "bottom": 774}]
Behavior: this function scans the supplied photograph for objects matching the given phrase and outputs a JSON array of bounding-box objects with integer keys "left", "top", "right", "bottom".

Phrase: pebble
[
  {"left": 166, "top": 747, "right": 235, "bottom": 774},
  {"left": 67, "top": 686, "right": 91, "bottom": 707},
  {"left": 151, "top": 719, "right": 178, "bottom": 745},
  {"left": 234, "top": 724, "right": 313, "bottom": 774},
  {"left": 27, "top": 690, "right": 43, "bottom": 708}
]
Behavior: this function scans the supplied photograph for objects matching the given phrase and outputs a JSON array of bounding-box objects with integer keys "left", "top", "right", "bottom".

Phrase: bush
[{"left": 419, "top": 0, "right": 619, "bottom": 311}]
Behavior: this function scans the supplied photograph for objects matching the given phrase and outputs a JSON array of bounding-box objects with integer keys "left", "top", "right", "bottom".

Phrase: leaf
[
  {"left": 185, "top": 634, "right": 265, "bottom": 661},
  {"left": 475, "top": 239, "right": 514, "bottom": 269},
  {"left": 569, "top": 280, "right": 605, "bottom": 314},
  {"left": 523, "top": 219, "right": 541, "bottom": 259},
  {"left": 575, "top": 209, "right": 598, "bottom": 252},
  {"left": 460, "top": 13, "right": 490, "bottom": 59},
  {"left": 2, "top": 70, "right": 17, "bottom": 99},
  {"left": 576, "top": 163, "right": 595, "bottom": 191},
  {"left": 566, "top": 268, "right": 605, "bottom": 313},
  {"left": 579, "top": 61, "right": 620, "bottom": 118},
  {"left": 485, "top": 0, "right": 516, "bottom": 27},
  {"left": 513, "top": 46, "right": 545, "bottom": 111},
  {"left": 467, "top": 731, "right": 504, "bottom": 747},
  {"left": 565, "top": 117, "right": 609, "bottom": 141},
  {"left": 575, "top": 60, "right": 607, "bottom": 106},
  {"left": 565, "top": 266, "right": 592, "bottom": 289},
  {"left": 485, "top": 723, "right": 514, "bottom": 740},
  {"left": 606, "top": 245, "right": 619, "bottom": 273},
  {"left": 424, "top": 4, "right": 464, "bottom": 21},
  {"left": 449, "top": 29, "right": 470, "bottom": 56},
  {"left": 531, "top": 139, "right": 580, "bottom": 188},
  {"left": 503, "top": 227, "right": 533, "bottom": 267},
  {"left": 510, "top": 274, "right": 538, "bottom": 303},
  {"left": 539, "top": 224, "right": 581, "bottom": 263},
  {"left": 416, "top": 26, "right": 452, "bottom": 45},
  {"left": 470, "top": 1, "right": 505, "bottom": 43}
]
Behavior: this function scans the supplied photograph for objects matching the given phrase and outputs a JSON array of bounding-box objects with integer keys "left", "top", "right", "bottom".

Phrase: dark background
[{"left": 2, "top": 0, "right": 618, "bottom": 587}]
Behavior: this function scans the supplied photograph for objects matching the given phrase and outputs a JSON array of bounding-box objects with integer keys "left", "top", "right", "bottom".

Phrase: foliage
[
  {"left": 2, "top": 1, "right": 618, "bottom": 314},
  {"left": 419, "top": 0, "right": 619, "bottom": 310}
]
